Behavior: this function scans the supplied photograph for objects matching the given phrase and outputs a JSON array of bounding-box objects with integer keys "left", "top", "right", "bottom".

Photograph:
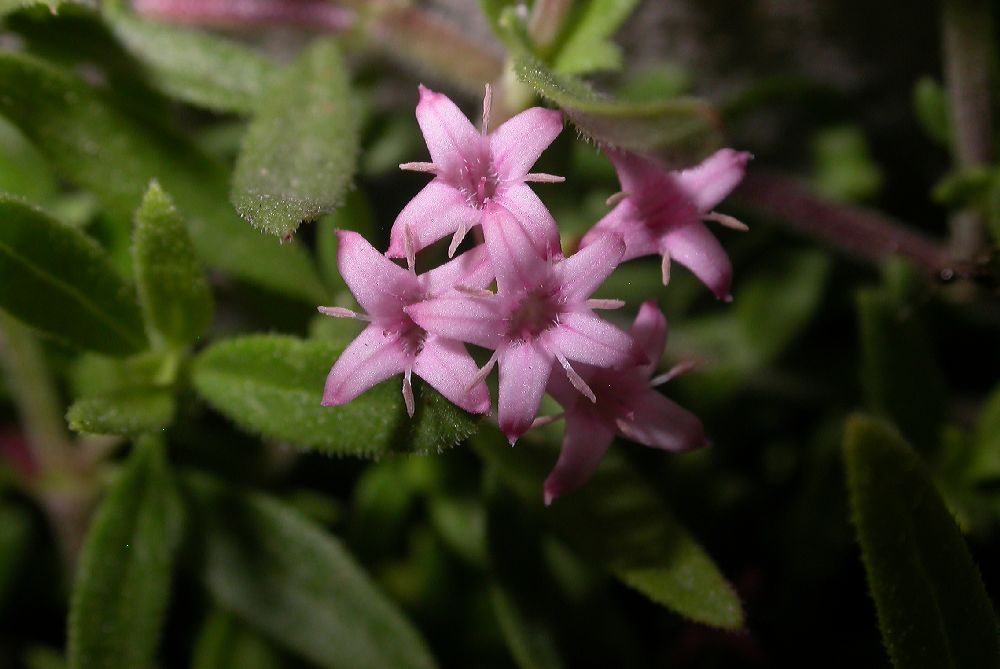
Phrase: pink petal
[
  {"left": 676, "top": 148, "right": 751, "bottom": 212},
  {"left": 661, "top": 222, "right": 733, "bottom": 300},
  {"left": 605, "top": 147, "right": 661, "bottom": 194},
  {"left": 406, "top": 295, "right": 505, "bottom": 349},
  {"left": 554, "top": 232, "right": 625, "bottom": 302},
  {"left": 494, "top": 182, "right": 562, "bottom": 259},
  {"left": 498, "top": 341, "right": 554, "bottom": 443},
  {"left": 489, "top": 106, "right": 563, "bottom": 181},
  {"left": 323, "top": 324, "right": 410, "bottom": 406},
  {"left": 580, "top": 204, "right": 660, "bottom": 261},
  {"left": 337, "top": 231, "right": 418, "bottom": 317},
  {"left": 421, "top": 243, "right": 494, "bottom": 296},
  {"left": 629, "top": 301, "right": 667, "bottom": 377},
  {"left": 543, "top": 408, "right": 615, "bottom": 505},
  {"left": 546, "top": 311, "right": 640, "bottom": 368},
  {"left": 545, "top": 361, "right": 597, "bottom": 408},
  {"left": 415, "top": 85, "right": 482, "bottom": 171},
  {"left": 387, "top": 180, "right": 480, "bottom": 258},
  {"left": 412, "top": 335, "right": 491, "bottom": 414},
  {"left": 482, "top": 204, "right": 549, "bottom": 294},
  {"left": 616, "top": 389, "right": 706, "bottom": 452}
]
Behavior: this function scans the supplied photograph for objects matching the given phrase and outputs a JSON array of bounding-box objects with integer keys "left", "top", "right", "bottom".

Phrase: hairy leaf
[
  {"left": 844, "top": 415, "right": 1000, "bottom": 669},
  {"left": 68, "top": 438, "right": 182, "bottom": 669},
  {"left": 0, "top": 196, "right": 146, "bottom": 355},
  {"left": 191, "top": 335, "right": 478, "bottom": 456},
  {"left": 133, "top": 182, "right": 213, "bottom": 348},
  {"left": 183, "top": 474, "right": 438, "bottom": 669},
  {"left": 232, "top": 39, "right": 358, "bottom": 238},
  {"left": 473, "top": 427, "right": 743, "bottom": 629},
  {"left": 66, "top": 387, "right": 175, "bottom": 437},
  {"left": 516, "top": 53, "right": 719, "bottom": 169},
  {"left": 0, "top": 50, "right": 326, "bottom": 303}
]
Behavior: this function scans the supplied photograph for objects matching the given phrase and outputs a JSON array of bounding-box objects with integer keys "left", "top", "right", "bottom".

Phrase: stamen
[
  {"left": 650, "top": 360, "right": 698, "bottom": 386},
  {"left": 482, "top": 83, "right": 492, "bottom": 135},
  {"left": 531, "top": 413, "right": 565, "bottom": 429},
  {"left": 586, "top": 298, "right": 625, "bottom": 310},
  {"left": 467, "top": 350, "right": 499, "bottom": 391},
  {"left": 454, "top": 284, "right": 495, "bottom": 298},
  {"left": 404, "top": 224, "right": 416, "bottom": 272},
  {"left": 402, "top": 369, "right": 415, "bottom": 417},
  {"left": 448, "top": 221, "right": 469, "bottom": 258},
  {"left": 605, "top": 191, "right": 630, "bottom": 206},
  {"left": 523, "top": 173, "right": 565, "bottom": 183},
  {"left": 556, "top": 352, "right": 596, "bottom": 403},
  {"left": 661, "top": 249, "right": 672, "bottom": 286},
  {"left": 399, "top": 161, "right": 438, "bottom": 173},
  {"left": 704, "top": 211, "right": 749, "bottom": 231},
  {"left": 317, "top": 306, "right": 370, "bottom": 320}
]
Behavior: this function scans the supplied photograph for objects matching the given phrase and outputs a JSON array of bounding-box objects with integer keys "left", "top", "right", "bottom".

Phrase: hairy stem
[
  {"left": 734, "top": 170, "right": 953, "bottom": 276},
  {"left": 942, "top": 0, "right": 994, "bottom": 260}
]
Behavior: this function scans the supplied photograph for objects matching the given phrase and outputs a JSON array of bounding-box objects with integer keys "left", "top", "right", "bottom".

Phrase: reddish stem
[{"left": 134, "top": 0, "right": 355, "bottom": 31}]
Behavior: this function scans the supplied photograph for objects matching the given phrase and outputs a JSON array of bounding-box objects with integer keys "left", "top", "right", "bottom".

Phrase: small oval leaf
[
  {"left": 191, "top": 335, "right": 478, "bottom": 456},
  {"left": 68, "top": 438, "right": 182, "bottom": 669},
  {"left": 66, "top": 387, "right": 175, "bottom": 438},
  {"left": 844, "top": 414, "right": 1000, "bottom": 669},
  {"left": 232, "top": 39, "right": 359, "bottom": 238},
  {"left": 0, "top": 196, "right": 147, "bottom": 355},
  {"left": 183, "top": 474, "right": 438, "bottom": 669}
]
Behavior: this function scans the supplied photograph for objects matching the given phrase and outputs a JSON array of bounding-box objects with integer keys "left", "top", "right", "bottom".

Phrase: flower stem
[
  {"left": 528, "top": 0, "right": 573, "bottom": 52},
  {"left": 942, "top": 0, "right": 994, "bottom": 260},
  {"left": 734, "top": 170, "right": 953, "bottom": 276},
  {"left": 134, "top": 0, "right": 356, "bottom": 31}
]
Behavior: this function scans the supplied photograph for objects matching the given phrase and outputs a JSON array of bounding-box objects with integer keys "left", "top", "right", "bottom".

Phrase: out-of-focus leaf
[
  {"left": 0, "top": 116, "right": 56, "bottom": 203},
  {"left": 617, "top": 64, "right": 691, "bottom": 102},
  {"left": 970, "top": 383, "right": 1000, "bottom": 481},
  {"left": 913, "top": 76, "right": 951, "bottom": 147},
  {"left": 132, "top": 182, "right": 213, "bottom": 348},
  {"left": 183, "top": 473, "right": 439, "bottom": 669},
  {"left": 23, "top": 648, "right": 66, "bottom": 669},
  {"left": 191, "top": 335, "right": 478, "bottom": 456},
  {"left": 68, "top": 437, "right": 182, "bottom": 669},
  {"left": 0, "top": 504, "right": 31, "bottom": 605},
  {"left": 473, "top": 427, "right": 743, "bottom": 629},
  {"left": 348, "top": 458, "right": 418, "bottom": 558},
  {"left": 516, "top": 52, "right": 719, "bottom": 168},
  {"left": 428, "top": 494, "right": 487, "bottom": 566},
  {"left": 232, "top": 39, "right": 358, "bottom": 238},
  {"left": 192, "top": 608, "right": 289, "bottom": 669},
  {"left": 843, "top": 415, "right": 1000, "bottom": 669},
  {"left": 0, "top": 0, "right": 80, "bottom": 15},
  {"left": 812, "top": 125, "right": 883, "bottom": 202},
  {"left": 857, "top": 285, "right": 948, "bottom": 453},
  {"left": 361, "top": 114, "right": 424, "bottom": 178},
  {"left": 0, "top": 197, "right": 147, "bottom": 355},
  {"left": 66, "top": 387, "right": 175, "bottom": 437},
  {"left": 68, "top": 351, "right": 167, "bottom": 398},
  {"left": 103, "top": 7, "right": 274, "bottom": 114},
  {"left": 316, "top": 190, "right": 376, "bottom": 295},
  {"left": 490, "top": 586, "right": 564, "bottom": 669},
  {"left": 0, "top": 51, "right": 326, "bottom": 303},
  {"left": 932, "top": 166, "right": 994, "bottom": 207},
  {"left": 549, "top": 0, "right": 640, "bottom": 75}
]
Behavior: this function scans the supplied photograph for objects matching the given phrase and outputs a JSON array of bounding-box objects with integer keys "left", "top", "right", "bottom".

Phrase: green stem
[
  {"left": 942, "top": 0, "right": 994, "bottom": 260},
  {"left": 528, "top": 0, "right": 573, "bottom": 53}
]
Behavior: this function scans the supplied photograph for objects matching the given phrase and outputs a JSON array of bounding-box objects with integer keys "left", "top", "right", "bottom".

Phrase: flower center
[
  {"left": 506, "top": 287, "right": 563, "bottom": 341},
  {"left": 454, "top": 146, "right": 500, "bottom": 209}
]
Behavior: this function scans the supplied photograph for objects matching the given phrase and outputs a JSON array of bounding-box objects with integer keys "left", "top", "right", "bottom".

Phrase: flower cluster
[{"left": 321, "top": 85, "right": 749, "bottom": 503}]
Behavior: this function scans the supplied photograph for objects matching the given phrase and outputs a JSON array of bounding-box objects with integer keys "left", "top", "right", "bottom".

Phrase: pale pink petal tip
[{"left": 678, "top": 149, "right": 753, "bottom": 212}]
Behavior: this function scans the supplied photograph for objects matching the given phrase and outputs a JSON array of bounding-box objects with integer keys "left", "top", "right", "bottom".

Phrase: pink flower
[
  {"left": 387, "top": 85, "right": 565, "bottom": 260},
  {"left": 321, "top": 230, "right": 493, "bottom": 416},
  {"left": 543, "top": 300, "right": 707, "bottom": 505},
  {"left": 406, "top": 214, "right": 642, "bottom": 444},
  {"left": 581, "top": 148, "right": 751, "bottom": 301}
]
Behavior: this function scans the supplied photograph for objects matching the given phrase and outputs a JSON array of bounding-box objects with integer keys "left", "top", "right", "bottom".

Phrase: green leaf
[
  {"left": 472, "top": 427, "right": 743, "bottom": 629},
  {"left": 68, "top": 438, "right": 183, "bottom": 669},
  {"left": 811, "top": 125, "right": 883, "bottom": 202},
  {"left": 0, "top": 116, "right": 57, "bottom": 203},
  {"left": 192, "top": 609, "right": 289, "bottom": 669},
  {"left": 970, "top": 383, "right": 1000, "bottom": 481},
  {"left": 913, "top": 76, "right": 951, "bottom": 147},
  {"left": 550, "top": 0, "right": 640, "bottom": 75},
  {"left": 0, "top": 196, "right": 147, "bottom": 355},
  {"left": 0, "top": 50, "right": 326, "bottom": 303},
  {"left": 66, "top": 387, "right": 175, "bottom": 437},
  {"left": 232, "top": 39, "right": 358, "bottom": 238},
  {"left": 514, "top": 52, "right": 720, "bottom": 169},
  {"left": 133, "top": 182, "right": 213, "bottom": 348},
  {"left": 103, "top": 8, "right": 274, "bottom": 114},
  {"left": 316, "top": 190, "right": 376, "bottom": 294},
  {"left": 183, "top": 473, "right": 438, "bottom": 669},
  {"left": 0, "top": 0, "right": 78, "bottom": 15},
  {"left": 857, "top": 284, "right": 948, "bottom": 453},
  {"left": 191, "top": 335, "right": 478, "bottom": 456},
  {"left": 843, "top": 415, "right": 1000, "bottom": 669},
  {"left": 0, "top": 504, "right": 31, "bottom": 605}
]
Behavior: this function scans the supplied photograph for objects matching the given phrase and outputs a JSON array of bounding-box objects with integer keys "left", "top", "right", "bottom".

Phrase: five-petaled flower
[
  {"left": 387, "top": 85, "right": 565, "bottom": 260},
  {"left": 407, "top": 214, "right": 642, "bottom": 444},
  {"left": 321, "top": 230, "right": 494, "bottom": 417},
  {"left": 543, "top": 300, "right": 706, "bottom": 505},
  {"left": 581, "top": 148, "right": 751, "bottom": 301}
]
